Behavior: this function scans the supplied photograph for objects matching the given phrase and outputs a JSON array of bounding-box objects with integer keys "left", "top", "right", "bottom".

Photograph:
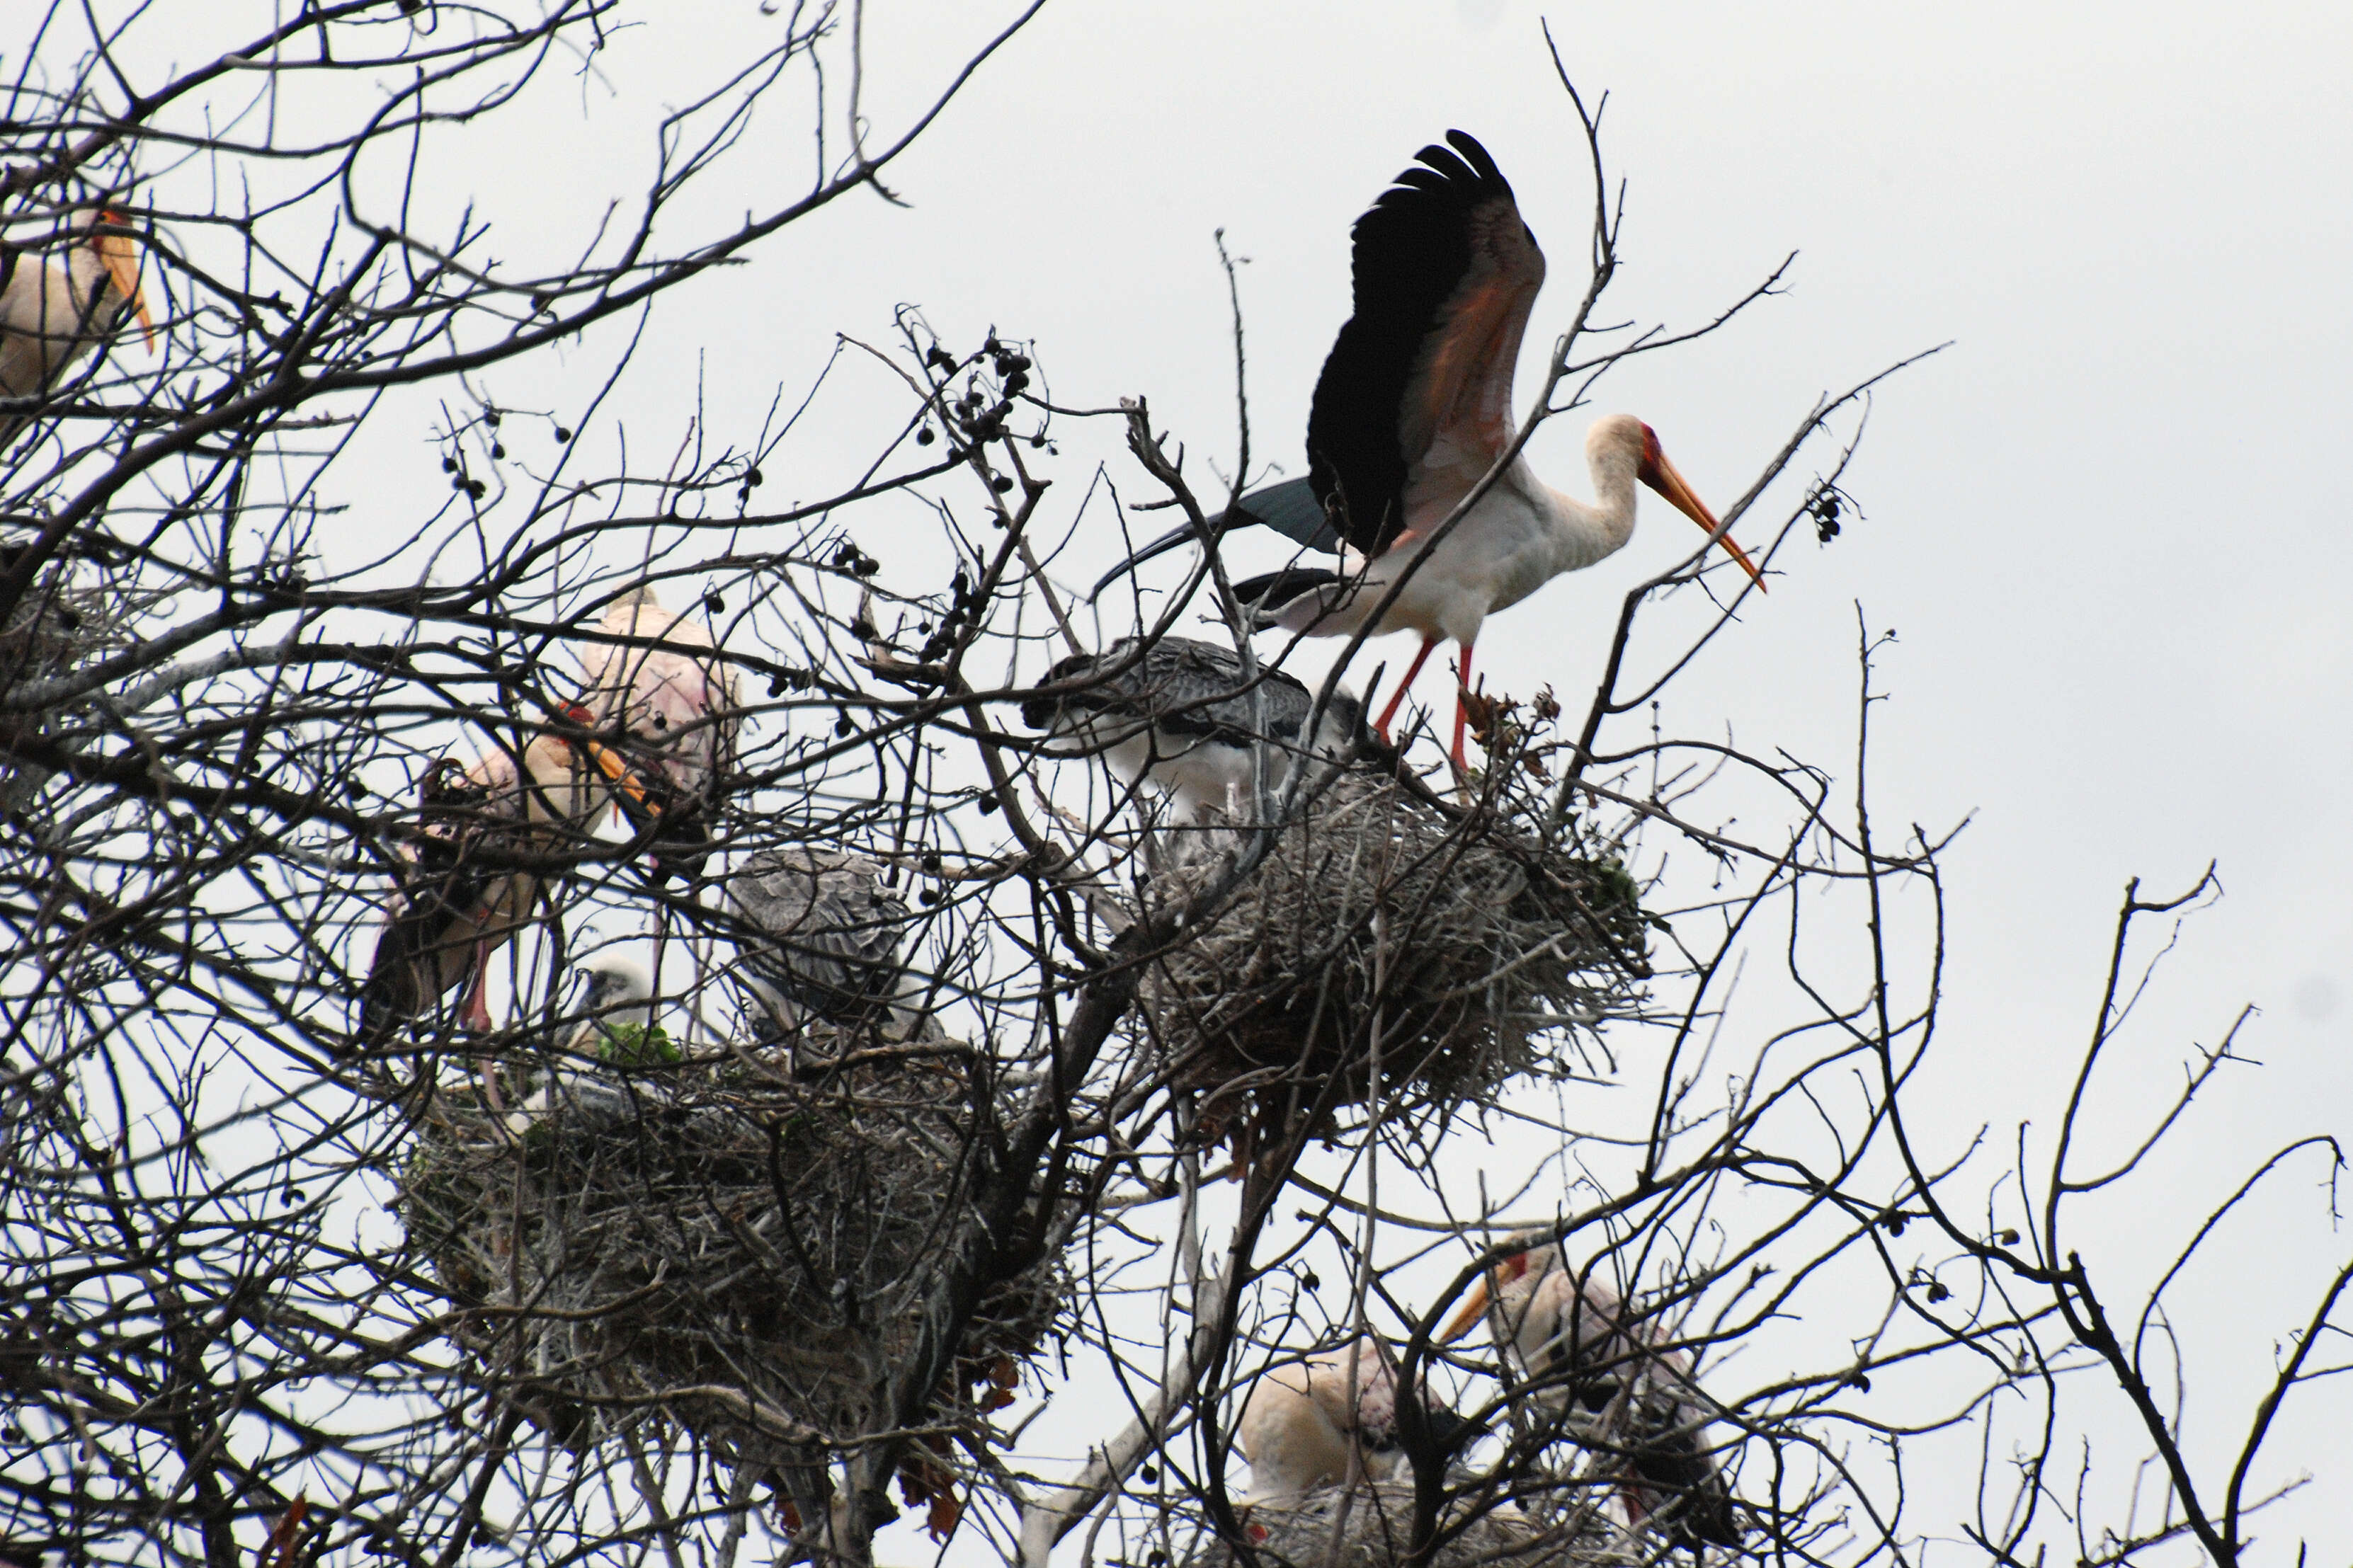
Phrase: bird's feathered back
[
  {"left": 1306, "top": 131, "right": 1538, "bottom": 557},
  {"left": 727, "top": 848, "right": 916, "bottom": 1032},
  {"left": 580, "top": 584, "right": 741, "bottom": 875},
  {"left": 1021, "top": 637, "right": 1328, "bottom": 752}
]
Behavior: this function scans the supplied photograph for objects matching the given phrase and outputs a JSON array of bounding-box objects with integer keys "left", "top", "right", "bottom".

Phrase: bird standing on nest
[
  {"left": 363, "top": 705, "right": 651, "bottom": 1038},
  {"left": 1441, "top": 1236, "right": 1740, "bottom": 1552},
  {"left": 579, "top": 584, "right": 741, "bottom": 877},
  {"left": 1238, "top": 1338, "right": 1467, "bottom": 1504},
  {"left": 1091, "top": 132, "right": 1765, "bottom": 773},
  {"left": 1020, "top": 636, "right": 1372, "bottom": 823},
  {"left": 726, "top": 847, "right": 925, "bottom": 1038},
  {"left": 1, "top": 207, "right": 156, "bottom": 446}
]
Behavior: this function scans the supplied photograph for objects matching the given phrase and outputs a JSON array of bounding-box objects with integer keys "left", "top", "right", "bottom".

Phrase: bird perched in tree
[
  {"left": 1440, "top": 1237, "right": 1738, "bottom": 1550},
  {"left": 726, "top": 848, "right": 923, "bottom": 1037},
  {"left": 1238, "top": 1338, "right": 1468, "bottom": 1502},
  {"left": 1, "top": 207, "right": 155, "bottom": 446},
  {"left": 579, "top": 585, "right": 741, "bottom": 876},
  {"left": 1019, "top": 636, "right": 1372, "bottom": 823},
  {"left": 1091, "top": 133, "right": 1764, "bottom": 773},
  {"left": 363, "top": 705, "right": 649, "bottom": 1037}
]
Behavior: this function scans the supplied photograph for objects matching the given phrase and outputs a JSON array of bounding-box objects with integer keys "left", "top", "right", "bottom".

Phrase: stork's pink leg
[
  {"left": 1449, "top": 639, "right": 1476, "bottom": 774},
  {"left": 458, "top": 939, "right": 495, "bottom": 1032},
  {"left": 1372, "top": 635, "right": 1442, "bottom": 741}
]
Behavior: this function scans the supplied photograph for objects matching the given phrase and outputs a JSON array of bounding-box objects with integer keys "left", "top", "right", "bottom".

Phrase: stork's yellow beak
[
  {"left": 556, "top": 700, "right": 659, "bottom": 816},
  {"left": 92, "top": 213, "right": 154, "bottom": 351},
  {"left": 1640, "top": 445, "right": 1764, "bottom": 593},
  {"left": 1438, "top": 1277, "right": 1493, "bottom": 1345}
]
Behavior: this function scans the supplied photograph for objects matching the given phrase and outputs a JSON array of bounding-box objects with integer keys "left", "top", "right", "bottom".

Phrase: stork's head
[
  {"left": 1438, "top": 1230, "right": 1561, "bottom": 1344},
  {"left": 576, "top": 952, "right": 654, "bottom": 1009},
  {"left": 1590, "top": 415, "right": 1766, "bottom": 593},
  {"left": 89, "top": 208, "right": 155, "bottom": 350}
]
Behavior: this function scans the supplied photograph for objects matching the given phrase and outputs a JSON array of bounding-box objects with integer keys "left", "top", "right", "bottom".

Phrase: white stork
[
  {"left": 1440, "top": 1237, "right": 1739, "bottom": 1550},
  {"left": 363, "top": 704, "right": 651, "bottom": 1036},
  {"left": 579, "top": 585, "right": 742, "bottom": 876},
  {"left": 1093, "top": 133, "right": 1765, "bottom": 773},
  {"left": 1019, "top": 636, "right": 1371, "bottom": 823},
  {"left": 726, "top": 847, "right": 925, "bottom": 1037},
  {"left": 1237, "top": 1338, "right": 1466, "bottom": 1502},
  {"left": 0, "top": 207, "right": 155, "bottom": 444}
]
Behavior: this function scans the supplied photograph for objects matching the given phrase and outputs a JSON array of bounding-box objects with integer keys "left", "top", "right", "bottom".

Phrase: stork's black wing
[{"left": 1306, "top": 130, "right": 1544, "bottom": 558}]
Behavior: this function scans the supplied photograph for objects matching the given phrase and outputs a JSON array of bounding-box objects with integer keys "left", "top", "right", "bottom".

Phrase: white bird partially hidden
[
  {"left": 1093, "top": 133, "right": 1765, "bottom": 773},
  {"left": 579, "top": 585, "right": 742, "bottom": 876},
  {"left": 1238, "top": 1339, "right": 1466, "bottom": 1503},
  {"left": 1020, "top": 636, "right": 1372, "bottom": 823},
  {"left": 565, "top": 953, "right": 656, "bottom": 1057},
  {"left": 506, "top": 953, "right": 659, "bottom": 1133},
  {"left": 1, "top": 208, "right": 155, "bottom": 445},
  {"left": 1441, "top": 1237, "right": 1739, "bottom": 1550}
]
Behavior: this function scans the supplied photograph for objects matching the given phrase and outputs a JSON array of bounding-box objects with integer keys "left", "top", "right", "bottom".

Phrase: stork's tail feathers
[{"left": 1227, "top": 566, "right": 1349, "bottom": 631}]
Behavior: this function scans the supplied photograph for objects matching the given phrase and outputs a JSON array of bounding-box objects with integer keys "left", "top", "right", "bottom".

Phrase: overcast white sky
[{"left": 93, "top": 0, "right": 2353, "bottom": 1557}]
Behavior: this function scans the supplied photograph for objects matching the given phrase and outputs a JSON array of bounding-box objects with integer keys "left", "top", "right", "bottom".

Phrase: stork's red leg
[
  {"left": 1450, "top": 639, "right": 1476, "bottom": 774},
  {"left": 458, "top": 940, "right": 495, "bottom": 1032},
  {"left": 1372, "top": 635, "right": 1441, "bottom": 740}
]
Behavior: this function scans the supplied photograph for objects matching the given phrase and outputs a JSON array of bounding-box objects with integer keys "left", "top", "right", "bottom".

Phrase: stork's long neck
[{"left": 1540, "top": 445, "right": 1640, "bottom": 573}]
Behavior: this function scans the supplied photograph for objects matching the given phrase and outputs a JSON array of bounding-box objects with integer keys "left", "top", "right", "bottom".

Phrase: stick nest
[
  {"left": 398, "top": 1026, "right": 1069, "bottom": 1478},
  {"left": 1180, "top": 1482, "right": 1642, "bottom": 1568},
  {"left": 1133, "top": 775, "right": 1648, "bottom": 1141}
]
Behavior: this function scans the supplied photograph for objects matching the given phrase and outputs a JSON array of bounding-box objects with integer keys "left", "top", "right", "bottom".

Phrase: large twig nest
[
  {"left": 1132, "top": 774, "right": 1646, "bottom": 1140},
  {"left": 1181, "top": 1482, "right": 1642, "bottom": 1568},
  {"left": 398, "top": 1024, "right": 1068, "bottom": 1480}
]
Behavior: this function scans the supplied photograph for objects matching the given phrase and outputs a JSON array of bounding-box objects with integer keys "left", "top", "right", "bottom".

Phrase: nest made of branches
[
  {"left": 1133, "top": 774, "right": 1648, "bottom": 1142},
  {"left": 397, "top": 1022, "right": 1069, "bottom": 1480},
  {"left": 1180, "top": 1481, "right": 1642, "bottom": 1568}
]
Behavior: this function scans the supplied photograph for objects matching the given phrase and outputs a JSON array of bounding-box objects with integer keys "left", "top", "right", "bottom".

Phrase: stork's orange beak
[
  {"left": 557, "top": 699, "right": 659, "bottom": 816},
  {"left": 1640, "top": 446, "right": 1765, "bottom": 593},
  {"left": 92, "top": 212, "right": 154, "bottom": 351},
  {"left": 1438, "top": 1278, "right": 1493, "bottom": 1345}
]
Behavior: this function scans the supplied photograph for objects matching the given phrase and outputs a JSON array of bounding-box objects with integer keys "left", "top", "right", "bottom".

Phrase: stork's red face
[{"left": 1634, "top": 424, "right": 1765, "bottom": 593}]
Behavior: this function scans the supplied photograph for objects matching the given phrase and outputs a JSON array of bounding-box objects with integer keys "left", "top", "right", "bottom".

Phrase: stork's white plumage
[
  {"left": 1441, "top": 1237, "right": 1739, "bottom": 1550},
  {"left": 567, "top": 953, "right": 655, "bottom": 1054},
  {"left": 0, "top": 208, "right": 154, "bottom": 444},
  {"left": 579, "top": 585, "right": 741, "bottom": 874},
  {"left": 1093, "top": 135, "right": 1764, "bottom": 774},
  {"left": 1238, "top": 1340, "right": 1408, "bottom": 1501},
  {"left": 1019, "top": 636, "right": 1371, "bottom": 823},
  {"left": 363, "top": 705, "right": 643, "bottom": 1036}
]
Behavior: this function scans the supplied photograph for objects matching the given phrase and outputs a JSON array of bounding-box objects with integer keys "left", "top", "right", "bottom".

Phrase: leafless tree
[{"left": 2, "top": 8, "right": 2341, "bottom": 1568}]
